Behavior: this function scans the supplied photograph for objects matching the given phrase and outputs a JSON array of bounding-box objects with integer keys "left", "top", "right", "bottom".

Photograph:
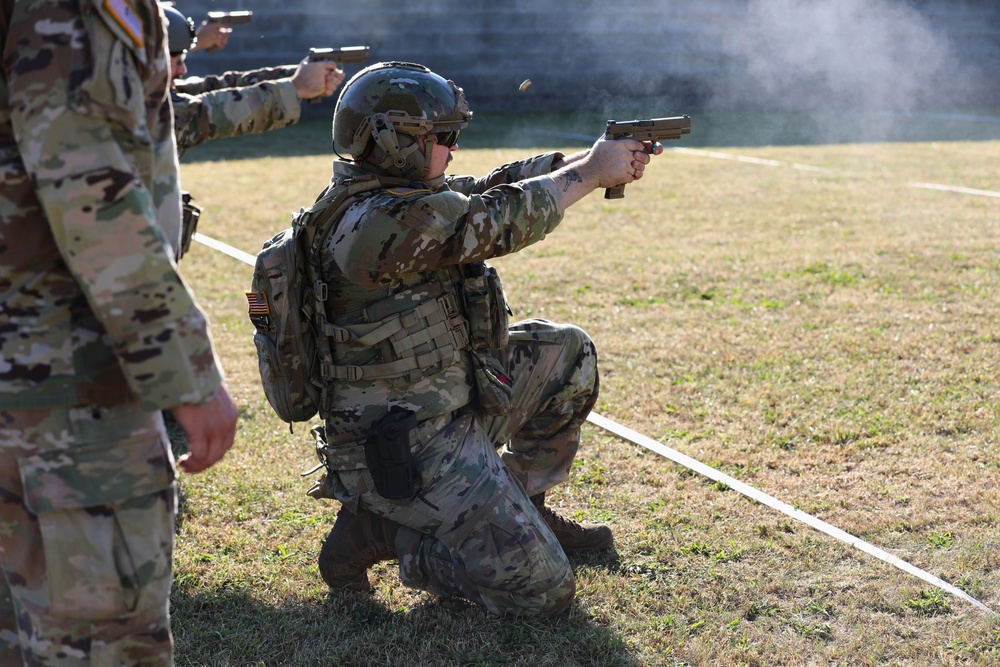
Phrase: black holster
[
  {"left": 364, "top": 407, "right": 418, "bottom": 500},
  {"left": 178, "top": 191, "right": 202, "bottom": 260}
]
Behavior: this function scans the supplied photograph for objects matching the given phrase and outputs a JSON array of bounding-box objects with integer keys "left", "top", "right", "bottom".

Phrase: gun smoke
[{"left": 182, "top": 0, "right": 999, "bottom": 146}]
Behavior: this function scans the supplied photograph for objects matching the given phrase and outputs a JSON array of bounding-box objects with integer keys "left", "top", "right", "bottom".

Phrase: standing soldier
[
  {"left": 0, "top": 2, "right": 238, "bottom": 665},
  {"left": 289, "top": 62, "right": 661, "bottom": 616}
]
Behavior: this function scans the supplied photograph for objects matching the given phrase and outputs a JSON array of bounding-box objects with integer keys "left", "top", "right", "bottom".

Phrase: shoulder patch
[
  {"left": 104, "top": 0, "right": 145, "bottom": 50},
  {"left": 387, "top": 187, "right": 433, "bottom": 198}
]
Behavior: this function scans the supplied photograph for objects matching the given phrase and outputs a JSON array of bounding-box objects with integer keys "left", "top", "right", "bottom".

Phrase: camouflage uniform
[
  {"left": 171, "top": 65, "right": 301, "bottom": 153},
  {"left": 309, "top": 154, "right": 599, "bottom": 615},
  {"left": 1, "top": 1, "right": 223, "bottom": 664},
  {"left": 167, "top": 63, "right": 304, "bottom": 454}
]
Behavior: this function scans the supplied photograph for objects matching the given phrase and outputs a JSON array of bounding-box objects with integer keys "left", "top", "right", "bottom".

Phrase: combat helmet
[
  {"left": 161, "top": 4, "right": 196, "bottom": 56},
  {"left": 332, "top": 61, "right": 472, "bottom": 185}
]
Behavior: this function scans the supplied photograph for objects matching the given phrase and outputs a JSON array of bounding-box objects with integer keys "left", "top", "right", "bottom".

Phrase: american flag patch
[
  {"left": 246, "top": 291, "right": 270, "bottom": 314},
  {"left": 104, "top": 0, "right": 145, "bottom": 49},
  {"left": 246, "top": 291, "right": 271, "bottom": 331}
]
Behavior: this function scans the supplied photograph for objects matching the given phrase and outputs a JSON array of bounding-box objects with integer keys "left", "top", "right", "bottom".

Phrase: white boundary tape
[
  {"left": 586, "top": 412, "right": 993, "bottom": 614},
  {"left": 195, "top": 174, "right": 995, "bottom": 614},
  {"left": 191, "top": 232, "right": 258, "bottom": 265},
  {"left": 909, "top": 182, "right": 1000, "bottom": 199}
]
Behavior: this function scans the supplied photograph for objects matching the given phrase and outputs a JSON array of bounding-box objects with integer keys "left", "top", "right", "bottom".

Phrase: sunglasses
[{"left": 433, "top": 130, "right": 460, "bottom": 148}]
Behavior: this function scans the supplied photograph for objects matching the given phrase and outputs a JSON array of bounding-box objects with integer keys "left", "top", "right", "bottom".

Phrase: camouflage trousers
[
  {"left": 0, "top": 404, "right": 177, "bottom": 666},
  {"left": 320, "top": 319, "right": 599, "bottom": 616}
]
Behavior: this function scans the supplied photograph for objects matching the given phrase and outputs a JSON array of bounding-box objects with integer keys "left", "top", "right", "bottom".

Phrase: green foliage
[
  {"left": 905, "top": 590, "right": 952, "bottom": 616},
  {"left": 928, "top": 531, "right": 957, "bottom": 549}
]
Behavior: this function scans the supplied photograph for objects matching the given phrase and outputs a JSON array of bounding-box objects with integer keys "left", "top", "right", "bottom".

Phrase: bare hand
[
  {"left": 291, "top": 60, "right": 345, "bottom": 99},
  {"left": 172, "top": 385, "right": 238, "bottom": 473},
  {"left": 550, "top": 137, "right": 664, "bottom": 209},
  {"left": 192, "top": 22, "right": 232, "bottom": 52},
  {"left": 586, "top": 137, "right": 659, "bottom": 188}
]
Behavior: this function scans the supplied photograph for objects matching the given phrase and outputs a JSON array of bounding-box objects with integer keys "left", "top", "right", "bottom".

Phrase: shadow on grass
[
  {"left": 171, "top": 582, "right": 642, "bottom": 667},
  {"left": 179, "top": 108, "right": 1000, "bottom": 165},
  {"left": 569, "top": 547, "right": 624, "bottom": 574}
]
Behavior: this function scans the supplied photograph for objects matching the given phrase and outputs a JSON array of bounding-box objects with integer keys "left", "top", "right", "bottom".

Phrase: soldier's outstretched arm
[{"left": 549, "top": 138, "right": 663, "bottom": 209}]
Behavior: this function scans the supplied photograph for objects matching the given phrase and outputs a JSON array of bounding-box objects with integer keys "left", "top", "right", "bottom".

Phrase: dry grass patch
[{"left": 173, "top": 137, "right": 1000, "bottom": 666}]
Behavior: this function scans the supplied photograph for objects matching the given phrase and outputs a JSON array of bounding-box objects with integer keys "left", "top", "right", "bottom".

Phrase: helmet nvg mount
[
  {"left": 332, "top": 61, "right": 472, "bottom": 185},
  {"left": 161, "top": 4, "right": 196, "bottom": 56}
]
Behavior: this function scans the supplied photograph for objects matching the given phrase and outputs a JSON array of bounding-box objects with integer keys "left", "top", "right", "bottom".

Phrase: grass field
[{"left": 172, "top": 116, "right": 1000, "bottom": 666}]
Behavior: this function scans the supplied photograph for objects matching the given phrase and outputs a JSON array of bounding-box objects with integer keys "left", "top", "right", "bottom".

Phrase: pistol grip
[{"left": 605, "top": 184, "right": 626, "bottom": 199}]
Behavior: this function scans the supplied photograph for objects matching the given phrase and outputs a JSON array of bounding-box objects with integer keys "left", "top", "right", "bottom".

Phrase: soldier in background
[
  {"left": 0, "top": 2, "right": 238, "bottom": 665},
  {"left": 297, "top": 62, "right": 661, "bottom": 616},
  {"left": 161, "top": 0, "right": 234, "bottom": 53},
  {"left": 162, "top": 4, "right": 343, "bottom": 157},
  {"left": 162, "top": 3, "right": 343, "bottom": 263},
  {"left": 159, "top": 4, "right": 343, "bottom": 460}
]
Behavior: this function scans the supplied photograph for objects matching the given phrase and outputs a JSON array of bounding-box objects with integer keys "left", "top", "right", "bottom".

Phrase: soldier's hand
[
  {"left": 292, "top": 60, "right": 345, "bottom": 99},
  {"left": 172, "top": 385, "right": 238, "bottom": 473},
  {"left": 586, "top": 137, "right": 660, "bottom": 189},
  {"left": 549, "top": 137, "right": 663, "bottom": 209},
  {"left": 191, "top": 22, "right": 232, "bottom": 52}
]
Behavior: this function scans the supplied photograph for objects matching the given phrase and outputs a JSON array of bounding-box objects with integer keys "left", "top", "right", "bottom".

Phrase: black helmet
[
  {"left": 332, "top": 62, "right": 472, "bottom": 183},
  {"left": 161, "top": 4, "right": 196, "bottom": 56}
]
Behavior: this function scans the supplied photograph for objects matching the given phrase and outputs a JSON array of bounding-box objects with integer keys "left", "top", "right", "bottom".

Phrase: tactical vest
[{"left": 314, "top": 175, "right": 512, "bottom": 421}]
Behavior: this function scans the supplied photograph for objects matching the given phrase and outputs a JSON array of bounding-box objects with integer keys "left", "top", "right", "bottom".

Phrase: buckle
[
  {"left": 449, "top": 322, "right": 469, "bottom": 350},
  {"left": 438, "top": 294, "right": 460, "bottom": 319},
  {"left": 329, "top": 325, "right": 351, "bottom": 343},
  {"left": 314, "top": 280, "right": 328, "bottom": 301}
]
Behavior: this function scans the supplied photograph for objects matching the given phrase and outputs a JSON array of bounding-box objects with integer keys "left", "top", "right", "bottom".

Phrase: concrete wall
[{"left": 179, "top": 0, "right": 1000, "bottom": 117}]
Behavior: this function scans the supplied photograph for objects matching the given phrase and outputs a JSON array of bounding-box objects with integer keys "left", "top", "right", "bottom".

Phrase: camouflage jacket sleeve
[
  {"left": 447, "top": 151, "right": 566, "bottom": 196},
  {"left": 331, "top": 153, "right": 567, "bottom": 285},
  {"left": 172, "top": 78, "right": 301, "bottom": 151},
  {"left": 172, "top": 65, "right": 299, "bottom": 94},
  {"left": 4, "top": 0, "right": 223, "bottom": 410}
]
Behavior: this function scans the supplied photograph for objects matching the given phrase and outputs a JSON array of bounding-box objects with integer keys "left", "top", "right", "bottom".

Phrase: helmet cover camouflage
[{"left": 332, "top": 61, "right": 472, "bottom": 170}]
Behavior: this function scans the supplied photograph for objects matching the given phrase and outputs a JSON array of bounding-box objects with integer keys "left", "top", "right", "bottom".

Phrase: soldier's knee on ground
[
  {"left": 477, "top": 558, "right": 576, "bottom": 617},
  {"left": 533, "top": 567, "right": 576, "bottom": 617}
]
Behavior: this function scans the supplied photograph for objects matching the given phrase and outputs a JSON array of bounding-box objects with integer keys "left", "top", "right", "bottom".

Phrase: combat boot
[
  {"left": 530, "top": 492, "right": 614, "bottom": 552},
  {"left": 318, "top": 505, "right": 400, "bottom": 592}
]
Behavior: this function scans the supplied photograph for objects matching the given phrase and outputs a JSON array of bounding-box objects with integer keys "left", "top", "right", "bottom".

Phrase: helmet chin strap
[
  {"left": 421, "top": 136, "right": 447, "bottom": 189},
  {"left": 423, "top": 174, "right": 447, "bottom": 189}
]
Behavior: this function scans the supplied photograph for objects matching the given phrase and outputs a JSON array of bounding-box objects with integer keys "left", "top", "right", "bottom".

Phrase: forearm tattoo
[{"left": 559, "top": 169, "right": 583, "bottom": 192}]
